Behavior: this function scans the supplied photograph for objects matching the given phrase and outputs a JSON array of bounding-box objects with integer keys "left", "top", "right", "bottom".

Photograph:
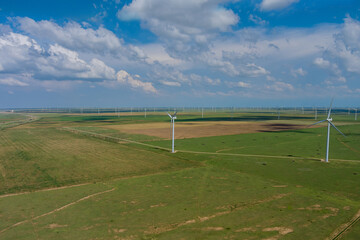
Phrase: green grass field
[{"left": 0, "top": 111, "right": 359, "bottom": 239}]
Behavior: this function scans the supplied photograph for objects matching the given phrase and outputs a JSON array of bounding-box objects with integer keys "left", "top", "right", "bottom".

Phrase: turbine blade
[
  {"left": 308, "top": 119, "right": 327, "bottom": 127},
  {"left": 167, "top": 112, "right": 172, "bottom": 118},
  {"left": 327, "top": 98, "right": 334, "bottom": 119},
  {"left": 173, "top": 111, "right": 177, "bottom": 117},
  {"left": 329, "top": 122, "right": 346, "bottom": 137}
]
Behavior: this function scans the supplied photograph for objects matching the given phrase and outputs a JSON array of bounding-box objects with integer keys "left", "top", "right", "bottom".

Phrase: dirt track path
[
  {"left": 337, "top": 137, "right": 360, "bottom": 154},
  {"left": 326, "top": 209, "right": 360, "bottom": 240},
  {"left": 176, "top": 149, "right": 360, "bottom": 163},
  {"left": 0, "top": 183, "right": 91, "bottom": 199},
  {"left": 145, "top": 193, "right": 290, "bottom": 235},
  {"left": 62, "top": 127, "right": 171, "bottom": 151},
  {"left": 0, "top": 188, "right": 115, "bottom": 235}
]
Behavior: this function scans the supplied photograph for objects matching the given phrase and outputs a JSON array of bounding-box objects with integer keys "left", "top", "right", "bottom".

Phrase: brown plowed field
[{"left": 104, "top": 121, "right": 311, "bottom": 139}]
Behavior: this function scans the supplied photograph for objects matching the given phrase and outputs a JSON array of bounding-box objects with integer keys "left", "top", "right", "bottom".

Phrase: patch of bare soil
[
  {"left": 150, "top": 203, "right": 167, "bottom": 208},
  {"left": 297, "top": 204, "right": 339, "bottom": 219},
  {"left": 201, "top": 227, "right": 225, "bottom": 231},
  {"left": 235, "top": 227, "right": 257, "bottom": 232},
  {"left": 47, "top": 223, "right": 68, "bottom": 229},
  {"left": 113, "top": 235, "right": 137, "bottom": 240},
  {"left": 105, "top": 121, "right": 310, "bottom": 139},
  {"left": 235, "top": 226, "right": 293, "bottom": 239},
  {"left": 262, "top": 227, "right": 294, "bottom": 240}
]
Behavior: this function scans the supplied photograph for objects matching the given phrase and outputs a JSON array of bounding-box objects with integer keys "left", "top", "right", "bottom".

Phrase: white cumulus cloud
[
  {"left": 330, "top": 16, "right": 360, "bottom": 75},
  {"left": 266, "top": 81, "right": 294, "bottom": 91},
  {"left": 249, "top": 14, "right": 268, "bottom": 25},
  {"left": 291, "top": 67, "right": 307, "bottom": 77},
  {"left": 160, "top": 80, "right": 181, "bottom": 87},
  {"left": 116, "top": 70, "right": 157, "bottom": 93},
  {"left": 314, "top": 57, "right": 331, "bottom": 68},
  {"left": 260, "top": 0, "right": 299, "bottom": 11},
  {"left": 0, "top": 77, "right": 29, "bottom": 86},
  {"left": 0, "top": 32, "right": 116, "bottom": 84},
  {"left": 117, "top": 0, "right": 239, "bottom": 58},
  {"left": 226, "top": 81, "right": 251, "bottom": 88},
  {"left": 15, "top": 17, "right": 123, "bottom": 54}
]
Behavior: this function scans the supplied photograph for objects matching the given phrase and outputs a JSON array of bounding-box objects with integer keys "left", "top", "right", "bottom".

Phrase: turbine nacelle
[{"left": 167, "top": 112, "right": 177, "bottom": 120}]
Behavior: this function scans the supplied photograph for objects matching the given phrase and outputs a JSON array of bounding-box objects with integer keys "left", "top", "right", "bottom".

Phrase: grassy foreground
[{"left": 0, "top": 111, "right": 359, "bottom": 239}]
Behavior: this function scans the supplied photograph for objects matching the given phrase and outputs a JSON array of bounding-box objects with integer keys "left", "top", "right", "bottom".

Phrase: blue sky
[{"left": 0, "top": 0, "right": 360, "bottom": 108}]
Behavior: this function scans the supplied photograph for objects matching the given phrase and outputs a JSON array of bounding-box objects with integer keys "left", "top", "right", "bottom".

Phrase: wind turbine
[
  {"left": 310, "top": 100, "right": 346, "bottom": 163},
  {"left": 167, "top": 112, "right": 177, "bottom": 153},
  {"left": 353, "top": 108, "right": 358, "bottom": 121}
]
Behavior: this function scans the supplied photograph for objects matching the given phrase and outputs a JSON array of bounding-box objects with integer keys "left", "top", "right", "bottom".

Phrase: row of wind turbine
[{"left": 167, "top": 100, "right": 347, "bottom": 163}]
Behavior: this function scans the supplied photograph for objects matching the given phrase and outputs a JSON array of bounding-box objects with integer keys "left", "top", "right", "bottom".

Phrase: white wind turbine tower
[
  {"left": 310, "top": 100, "right": 346, "bottom": 163},
  {"left": 167, "top": 112, "right": 177, "bottom": 153},
  {"left": 354, "top": 108, "right": 358, "bottom": 121}
]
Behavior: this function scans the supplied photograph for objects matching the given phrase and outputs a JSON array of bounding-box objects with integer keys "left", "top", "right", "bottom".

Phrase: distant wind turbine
[
  {"left": 354, "top": 108, "right": 358, "bottom": 121},
  {"left": 167, "top": 112, "right": 177, "bottom": 153},
  {"left": 310, "top": 99, "right": 346, "bottom": 163}
]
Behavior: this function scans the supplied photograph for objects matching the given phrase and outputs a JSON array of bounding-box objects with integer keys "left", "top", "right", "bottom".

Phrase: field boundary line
[
  {"left": 61, "top": 127, "right": 171, "bottom": 151},
  {"left": 177, "top": 150, "right": 360, "bottom": 163},
  {"left": 0, "top": 183, "right": 91, "bottom": 199},
  {"left": 0, "top": 188, "right": 115, "bottom": 235},
  {"left": 178, "top": 149, "right": 313, "bottom": 160},
  {"left": 326, "top": 209, "right": 360, "bottom": 240},
  {"left": 62, "top": 127, "right": 360, "bottom": 163},
  {"left": 0, "top": 114, "right": 37, "bottom": 130}
]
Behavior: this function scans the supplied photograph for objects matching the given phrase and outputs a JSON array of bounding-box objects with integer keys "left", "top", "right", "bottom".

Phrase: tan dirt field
[{"left": 103, "top": 121, "right": 311, "bottom": 139}]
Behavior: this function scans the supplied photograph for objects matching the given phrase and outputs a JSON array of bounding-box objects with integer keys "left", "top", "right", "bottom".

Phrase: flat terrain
[
  {"left": 0, "top": 127, "right": 195, "bottom": 194},
  {"left": 0, "top": 110, "right": 359, "bottom": 239},
  {"left": 104, "top": 121, "right": 311, "bottom": 139}
]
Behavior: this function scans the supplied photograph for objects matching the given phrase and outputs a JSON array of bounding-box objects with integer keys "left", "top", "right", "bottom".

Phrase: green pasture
[
  {"left": 0, "top": 113, "right": 26, "bottom": 122},
  {"left": 0, "top": 127, "right": 196, "bottom": 194},
  {"left": 149, "top": 123, "right": 360, "bottom": 161},
  {"left": 0, "top": 113, "right": 33, "bottom": 130},
  {"left": 0, "top": 111, "right": 359, "bottom": 239},
  {"left": 1, "top": 165, "right": 359, "bottom": 239}
]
